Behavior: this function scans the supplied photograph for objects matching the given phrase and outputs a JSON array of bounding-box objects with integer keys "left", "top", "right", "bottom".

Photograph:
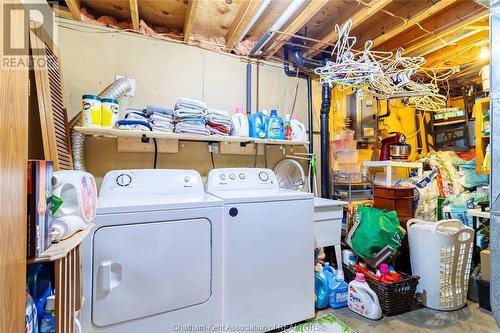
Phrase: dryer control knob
[
  {"left": 116, "top": 174, "right": 132, "bottom": 187},
  {"left": 258, "top": 171, "right": 269, "bottom": 182},
  {"left": 229, "top": 173, "right": 236, "bottom": 180}
]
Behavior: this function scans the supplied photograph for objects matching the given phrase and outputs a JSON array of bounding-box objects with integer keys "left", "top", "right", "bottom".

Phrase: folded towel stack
[
  {"left": 147, "top": 105, "right": 174, "bottom": 132},
  {"left": 116, "top": 109, "right": 151, "bottom": 131},
  {"left": 206, "top": 108, "right": 232, "bottom": 136},
  {"left": 174, "top": 97, "right": 209, "bottom": 136}
]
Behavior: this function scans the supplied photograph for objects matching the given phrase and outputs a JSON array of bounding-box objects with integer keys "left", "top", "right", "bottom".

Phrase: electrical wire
[
  {"left": 152, "top": 138, "right": 158, "bottom": 169},
  {"left": 211, "top": 150, "right": 216, "bottom": 169}
]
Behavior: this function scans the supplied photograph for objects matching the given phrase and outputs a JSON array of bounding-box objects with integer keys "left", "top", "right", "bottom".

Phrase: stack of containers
[{"left": 331, "top": 129, "right": 360, "bottom": 182}]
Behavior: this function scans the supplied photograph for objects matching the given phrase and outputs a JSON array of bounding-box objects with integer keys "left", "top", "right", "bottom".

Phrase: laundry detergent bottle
[
  {"left": 314, "top": 264, "right": 330, "bottom": 309},
  {"left": 323, "top": 262, "right": 337, "bottom": 281},
  {"left": 231, "top": 106, "right": 249, "bottom": 137},
  {"left": 348, "top": 273, "right": 382, "bottom": 320},
  {"left": 329, "top": 271, "right": 348, "bottom": 309},
  {"left": 249, "top": 111, "right": 267, "bottom": 139},
  {"left": 265, "top": 109, "right": 285, "bottom": 139},
  {"left": 290, "top": 114, "right": 307, "bottom": 141}
]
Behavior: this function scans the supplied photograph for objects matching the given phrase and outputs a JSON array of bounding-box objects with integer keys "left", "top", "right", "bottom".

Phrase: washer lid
[
  {"left": 97, "top": 193, "right": 222, "bottom": 214},
  {"left": 207, "top": 188, "right": 313, "bottom": 204}
]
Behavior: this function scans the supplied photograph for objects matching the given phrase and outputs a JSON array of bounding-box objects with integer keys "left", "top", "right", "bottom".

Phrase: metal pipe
[
  {"left": 306, "top": 75, "right": 314, "bottom": 192},
  {"left": 283, "top": 45, "right": 314, "bottom": 192},
  {"left": 292, "top": 46, "right": 324, "bottom": 68},
  {"left": 237, "top": 0, "right": 272, "bottom": 45},
  {"left": 249, "top": 0, "right": 305, "bottom": 55},
  {"left": 320, "top": 83, "right": 331, "bottom": 199},
  {"left": 246, "top": 63, "right": 252, "bottom": 114}
]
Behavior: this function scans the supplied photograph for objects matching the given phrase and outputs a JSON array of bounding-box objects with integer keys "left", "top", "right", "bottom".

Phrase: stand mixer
[{"left": 379, "top": 132, "right": 411, "bottom": 161}]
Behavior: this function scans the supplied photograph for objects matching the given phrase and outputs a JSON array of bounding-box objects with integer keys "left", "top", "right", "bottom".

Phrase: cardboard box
[
  {"left": 481, "top": 249, "right": 490, "bottom": 281},
  {"left": 27, "top": 160, "right": 53, "bottom": 259}
]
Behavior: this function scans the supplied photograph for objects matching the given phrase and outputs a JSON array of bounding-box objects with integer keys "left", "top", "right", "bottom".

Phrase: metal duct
[{"left": 99, "top": 77, "right": 134, "bottom": 100}]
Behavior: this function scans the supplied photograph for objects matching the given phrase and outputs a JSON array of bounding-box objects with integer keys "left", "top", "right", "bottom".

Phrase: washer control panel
[{"left": 206, "top": 168, "right": 278, "bottom": 191}]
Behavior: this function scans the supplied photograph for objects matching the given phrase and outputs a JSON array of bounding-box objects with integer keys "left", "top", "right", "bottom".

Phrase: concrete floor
[{"left": 318, "top": 302, "right": 499, "bottom": 333}]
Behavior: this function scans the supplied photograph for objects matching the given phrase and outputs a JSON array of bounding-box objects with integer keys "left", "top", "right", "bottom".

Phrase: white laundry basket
[{"left": 407, "top": 219, "right": 474, "bottom": 311}]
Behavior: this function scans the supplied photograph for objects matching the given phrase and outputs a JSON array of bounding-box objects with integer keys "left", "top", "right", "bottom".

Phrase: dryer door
[{"left": 92, "top": 218, "right": 211, "bottom": 327}]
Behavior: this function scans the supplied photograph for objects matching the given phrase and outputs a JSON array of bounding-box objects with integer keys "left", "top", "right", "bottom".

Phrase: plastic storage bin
[
  {"left": 336, "top": 150, "right": 359, "bottom": 163},
  {"left": 331, "top": 139, "right": 357, "bottom": 152},
  {"left": 408, "top": 219, "right": 474, "bottom": 310},
  {"left": 332, "top": 129, "right": 355, "bottom": 141}
]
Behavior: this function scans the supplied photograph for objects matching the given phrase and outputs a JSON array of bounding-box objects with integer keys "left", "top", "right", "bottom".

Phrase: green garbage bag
[{"left": 351, "top": 206, "right": 406, "bottom": 260}]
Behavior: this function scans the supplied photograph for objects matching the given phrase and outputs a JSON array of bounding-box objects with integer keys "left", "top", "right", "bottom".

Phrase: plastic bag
[{"left": 351, "top": 206, "right": 406, "bottom": 260}]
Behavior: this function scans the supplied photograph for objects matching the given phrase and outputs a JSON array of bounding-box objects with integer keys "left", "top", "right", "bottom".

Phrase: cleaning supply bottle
[
  {"left": 329, "top": 271, "right": 349, "bottom": 309},
  {"left": 231, "top": 106, "right": 249, "bottom": 137},
  {"left": 248, "top": 111, "right": 267, "bottom": 139},
  {"left": 322, "top": 262, "right": 337, "bottom": 282},
  {"left": 25, "top": 287, "right": 38, "bottom": 333},
  {"left": 265, "top": 109, "right": 285, "bottom": 140},
  {"left": 290, "top": 114, "right": 308, "bottom": 141},
  {"left": 483, "top": 110, "right": 490, "bottom": 136},
  {"left": 284, "top": 114, "right": 292, "bottom": 140},
  {"left": 314, "top": 264, "right": 330, "bottom": 309},
  {"left": 40, "top": 295, "right": 56, "bottom": 333},
  {"left": 348, "top": 273, "right": 382, "bottom": 320}
]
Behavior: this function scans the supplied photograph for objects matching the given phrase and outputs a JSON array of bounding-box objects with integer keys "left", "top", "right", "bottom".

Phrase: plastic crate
[{"left": 343, "top": 264, "right": 419, "bottom": 316}]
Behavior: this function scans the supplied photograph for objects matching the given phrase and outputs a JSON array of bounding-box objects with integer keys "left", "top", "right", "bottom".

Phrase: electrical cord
[
  {"left": 211, "top": 151, "right": 216, "bottom": 169},
  {"left": 152, "top": 138, "right": 158, "bottom": 169}
]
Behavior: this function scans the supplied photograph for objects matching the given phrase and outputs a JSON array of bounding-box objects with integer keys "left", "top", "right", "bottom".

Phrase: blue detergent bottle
[
  {"left": 265, "top": 109, "right": 285, "bottom": 139},
  {"left": 323, "top": 262, "right": 337, "bottom": 282},
  {"left": 329, "top": 271, "right": 349, "bottom": 309},
  {"left": 249, "top": 111, "right": 267, "bottom": 138},
  {"left": 314, "top": 264, "right": 330, "bottom": 309}
]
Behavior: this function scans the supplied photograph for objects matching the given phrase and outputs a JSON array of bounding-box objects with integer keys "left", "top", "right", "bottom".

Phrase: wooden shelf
[
  {"left": 74, "top": 127, "right": 309, "bottom": 146},
  {"left": 473, "top": 97, "right": 490, "bottom": 174},
  {"left": 28, "top": 225, "right": 93, "bottom": 263}
]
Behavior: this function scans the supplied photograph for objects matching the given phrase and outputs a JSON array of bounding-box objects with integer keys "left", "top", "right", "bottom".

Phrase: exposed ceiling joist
[
  {"left": 183, "top": 0, "right": 200, "bottom": 42},
  {"left": 225, "top": 0, "right": 266, "bottom": 52},
  {"left": 52, "top": 5, "right": 73, "bottom": 20},
  {"left": 424, "top": 31, "right": 489, "bottom": 67},
  {"left": 129, "top": 0, "right": 139, "bottom": 31},
  {"left": 305, "top": 0, "right": 392, "bottom": 57},
  {"left": 463, "top": 24, "right": 489, "bottom": 30},
  {"left": 64, "top": 0, "right": 80, "bottom": 21},
  {"left": 371, "top": 0, "right": 457, "bottom": 48},
  {"left": 417, "top": 29, "right": 484, "bottom": 56},
  {"left": 263, "top": 0, "right": 329, "bottom": 57},
  {"left": 403, "top": 10, "right": 489, "bottom": 56}
]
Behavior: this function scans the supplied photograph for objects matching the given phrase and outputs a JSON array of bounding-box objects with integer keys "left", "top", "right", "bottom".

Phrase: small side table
[
  {"left": 467, "top": 209, "right": 490, "bottom": 266},
  {"left": 362, "top": 160, "right": 424, "bottom": 187}
]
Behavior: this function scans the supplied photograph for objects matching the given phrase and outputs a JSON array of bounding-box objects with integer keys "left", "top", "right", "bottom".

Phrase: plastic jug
[
  {"left": 265, "top": 109, "right": 285, "bottom": 140},
  {"left": 290, "top": 114, "right": 307, "bottom": 141},
  {"left": 348, "top": 273, "right": 382, "bottom": 320},
  {"left": 323, "top": 262, "right": 337, "bottom": 281},
  {"left": 231, "top": 106, "right": 249, "bottom": 137},
  {"left": 314, "top": 264, "right": 330, "bottom": 309},
  {"left": 52, "top": 171, "right": 97, "bottom": 240},
  {"left": 248, "top": 111, "right": 267, "bottom": 139},
  {"left": 329, "top": 271, "right": 349, "bottom": 309}
]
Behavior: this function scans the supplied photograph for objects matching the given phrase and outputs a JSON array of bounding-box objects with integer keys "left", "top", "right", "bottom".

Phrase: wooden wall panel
[{"left": 0, "top": 1, "right": 28, "bottom": 332}]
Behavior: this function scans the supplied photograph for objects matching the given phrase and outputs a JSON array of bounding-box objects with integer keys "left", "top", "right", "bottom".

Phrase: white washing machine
[
  {"left": 81, "top": 169, "right": 223, "bottom": 333},
  {"left": 206, "top": 168, "right": 314, "bottom": 331}
]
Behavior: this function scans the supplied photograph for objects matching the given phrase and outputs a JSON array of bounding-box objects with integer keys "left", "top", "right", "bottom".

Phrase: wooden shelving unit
[
  {"left": 29, "top": 226, "right": 93, "bottom": 333},
  {"left": 473, "top": 97, "right": 490, "bottom": 174},
  {"left": 74, "top": 126, "right": 309, "bottom": 146}
]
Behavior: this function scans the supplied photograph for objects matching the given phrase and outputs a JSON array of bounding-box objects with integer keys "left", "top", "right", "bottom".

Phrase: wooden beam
[
  {"left": 52, "top": 5, "right": 74, "bottom": 20},
  {"left": 183, "top": 0, "right": 200, "bottom": 42},
  {"left": 129, "top": 0, "right": 139, "bottom": 31},
  {"left": 372, "top": 0, "right": 457, "bottom": 47},
  {"left": 64, "top": 0, "right": 80, "bottom": 21},
  {"left": 424, "top": 31, "right": 489, "bottom": 67},
  {"left": 463, "top": 24, "right": 489, "bottom": 31},
  {"left": 403, "top": 11, "right": 489, "bottom": 56},
  {"left": 263, "top": 0, "right": 329, "bottom": 57},
  {"left": 225, "top": 0, "right": 265, "bottom": 52},
  {"left": 305, "top": 0, "right": 392, "bottom": 57}
]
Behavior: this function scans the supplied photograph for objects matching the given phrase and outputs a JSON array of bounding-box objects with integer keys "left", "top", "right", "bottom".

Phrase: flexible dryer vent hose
[{"left": 72, "top": 78, "right": 134, "bottom": 171}]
